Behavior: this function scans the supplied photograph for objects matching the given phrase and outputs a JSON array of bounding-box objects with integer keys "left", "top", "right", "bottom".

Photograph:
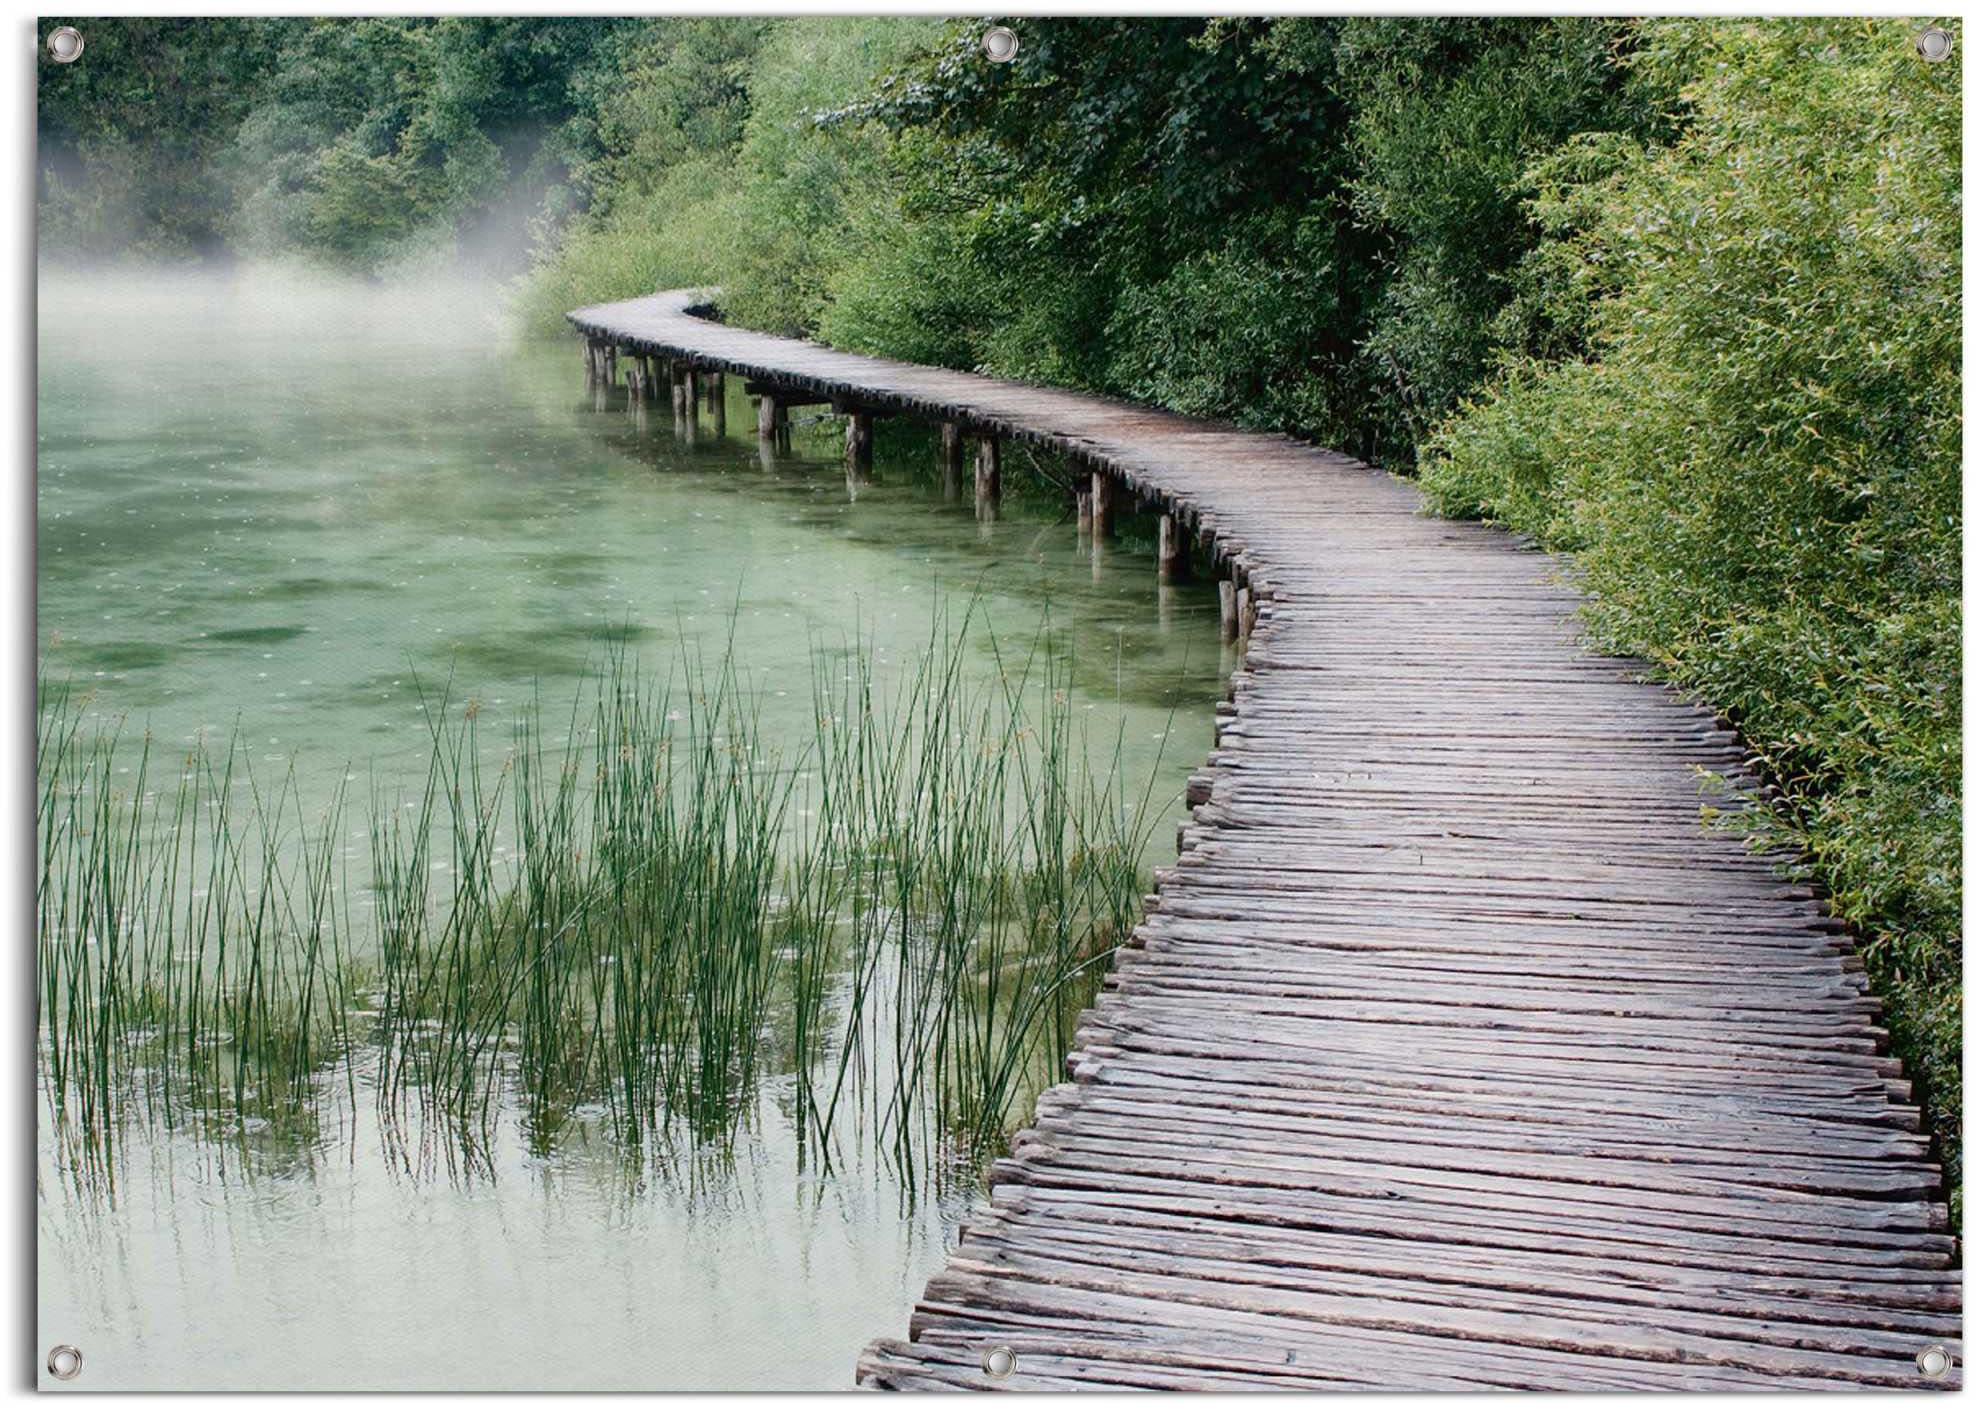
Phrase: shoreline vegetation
[
  {"left": 39, "top": 606, "right": 1171, "bottom": 1193},
  {"left": 39, "top": 17, "right": 1960, "bottom": 1211}
]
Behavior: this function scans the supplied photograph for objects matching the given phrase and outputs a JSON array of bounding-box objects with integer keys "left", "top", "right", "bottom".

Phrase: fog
[{"left": 37, "top": 260, "right": 532, "bottom": 370}]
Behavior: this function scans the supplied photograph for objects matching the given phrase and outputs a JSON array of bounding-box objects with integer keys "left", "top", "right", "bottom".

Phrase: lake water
[{"left": 35, "top": 269, "right": 1226, "bottom": 1390}]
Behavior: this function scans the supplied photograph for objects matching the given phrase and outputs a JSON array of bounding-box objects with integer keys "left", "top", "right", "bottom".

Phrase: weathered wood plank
[{"left": 566, "top": 291, "right": 1958, "bottom": 1393}]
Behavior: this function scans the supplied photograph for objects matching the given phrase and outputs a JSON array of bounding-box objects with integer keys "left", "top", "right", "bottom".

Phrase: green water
[{"left": 36, "top": 270, "right": 1226, "bottom": 1390}]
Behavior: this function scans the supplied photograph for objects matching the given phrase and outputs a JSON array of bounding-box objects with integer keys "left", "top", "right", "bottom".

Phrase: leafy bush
[
  {"left": 1424, "top": 17, "right": 1962, "bottom": 1204},
  {"left": 510, "top": 158, "right": 733, "bottom": 329},
  {"left": 1107, "top": 219, "right": 1344, "bottom": 431},
  {"left": 710, "top": 18, "right": 943, "bottom": 336},
  {"left": 1325, "top": 18, "right": 1662, "bottom": 453}
]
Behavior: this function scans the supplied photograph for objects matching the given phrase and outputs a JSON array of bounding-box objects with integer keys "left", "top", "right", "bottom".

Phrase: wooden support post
[
  {"left": 756, "top": 393, "right": 779, "bottom": 440},
  {"left": 683, "top": 367, "right": 700, "bottom": 424},
  {"left": 1218, "top": 579, "right": 1239, "bottom": 641},
  {"left": 1091, "top": 472, "right": 1114, "bottom": 538},
  {"left": 604, "top": 344, "right": 619, "bottom": 387},
  {"left": 672, "top": 362, "right": 690, "bottom": 417},
  {"left": 975, "top": 435, "right": 1002, "bottom": 515},
  {"left": 845, "top": 410, "right": 874, "bottom": 470},
  {"left": 1158, "top": 513, "right": 1186, "bottom": 583},
  {"left": 1076, "top": 487, "right": 1094, "bottom": 537},
  {"left": 707, "top": 372, "right": 726, "bottom": 435},
  {"left": 1237, "top": 585, "right": 1255, "bottom": 641},
  {"left": 584, "top": 339, "right": 599, "bottom": 387},
  {"left": 940, "top": 423, "right": 964, "bottom": 501}
]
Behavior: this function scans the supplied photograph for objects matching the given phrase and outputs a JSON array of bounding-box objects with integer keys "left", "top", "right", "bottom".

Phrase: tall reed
[{"left": 37, "top": 604, "right": 1174, "bottom": 1187}]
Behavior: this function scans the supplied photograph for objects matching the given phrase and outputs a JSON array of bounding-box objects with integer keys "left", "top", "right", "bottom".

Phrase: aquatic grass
[
  {"left": 37, "top": 684, "right": 361, "bottom": 1181},
  {"left": 37, "top": 602, "right": 1175, "bottom": 1190}
]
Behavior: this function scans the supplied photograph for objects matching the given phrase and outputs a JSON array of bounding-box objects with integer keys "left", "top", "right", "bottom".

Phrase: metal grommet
[
  {"left": 982, "top": 1345, "right": 1017, "bottom": 1379},
  {"left": 1917, "top": 1344, "right": 1954, "bottom": 1380},
  {"left": 1916, "top": 26, "right": 1952, "bottom": 62},
  {"left": 46, "top": 27, "right": 84, "bottom": 63},
  {"left": 46, "top": 1345, "right": 82, "bottom": 1381},
  {"left": 981, "top": 27, "right": 1019, "bottom": 64}
]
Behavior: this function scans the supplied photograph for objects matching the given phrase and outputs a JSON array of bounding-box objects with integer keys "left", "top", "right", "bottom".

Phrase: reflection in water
[{"left": 36, "top": 268, "right": 1225, "bottom": 1389}]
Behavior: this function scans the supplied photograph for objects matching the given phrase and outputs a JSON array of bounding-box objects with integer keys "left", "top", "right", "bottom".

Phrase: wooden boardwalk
[{"left": 569, "top": 291, "right": 1961, "bottom": 1391}]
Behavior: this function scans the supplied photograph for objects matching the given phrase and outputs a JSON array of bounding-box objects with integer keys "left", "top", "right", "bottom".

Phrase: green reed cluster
[{"left": 38, "top": 608, "right": 1170, "bottom": 1186}]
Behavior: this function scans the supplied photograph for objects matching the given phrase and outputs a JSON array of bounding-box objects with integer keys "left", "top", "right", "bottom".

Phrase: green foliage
[
  {"left": 1331, "top": 18, "right": 1665, "bottom": 447},
  {"left": 836, "top": 19, "right": 1362, "bottom": 417},
  {"left": 37, "top": 18, "right": 296, "bottom": 259},
  {"left": 1106, "top": 216, "right": 1344, "bottom": 429},
  {"left": 1423, "top": 18, "right": 1962, "bottom": 1201},
  {"left": 576, "top": 20, "right": 765, "bottom": 216},
  {"left": 511, "top": 158, "right": 733, "bottom": 328},
  {"left": 712, "top": 19, "right": 945, "bottom": 336},
  {"left": 43, "top": 17, "right": 644, "bottom": 269},
  {"left": 512, "top": 19, "right": 942, "bottom": 337}
]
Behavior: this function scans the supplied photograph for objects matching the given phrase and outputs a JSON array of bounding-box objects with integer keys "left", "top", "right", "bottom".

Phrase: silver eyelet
[{"left": 47, "top": 1345, "right": 83, "bottom": 1381}]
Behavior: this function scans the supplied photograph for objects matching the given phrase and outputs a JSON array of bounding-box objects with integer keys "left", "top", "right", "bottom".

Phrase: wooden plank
[{"left": 566, "top": 291, "right": 1958, "bottom": 1394}]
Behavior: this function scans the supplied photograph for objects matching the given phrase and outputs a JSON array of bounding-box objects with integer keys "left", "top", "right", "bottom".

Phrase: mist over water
[{"left": 37, "top": 263, "right": 1225, "bottom": 1389}]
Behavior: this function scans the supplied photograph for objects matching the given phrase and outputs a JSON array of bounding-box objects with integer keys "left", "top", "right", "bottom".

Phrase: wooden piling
[
  {"left": 1076, "top": 487, "right": 1094, "bottom": 537},
  {"left": 1218, "top": 579, "right": 1239, "bottom": 641},
  {"left": 846, "top": 410, "right": 874, "bottom": 470},
  {"left": 975, "top": 436, "right": 1001, "bottom": 514},
  {"left": 1158, "top": 513, "right": 1185, "bottom": 583},
  {"left": 707, "top": 372, "right": 726, "bottom": 435},
  {"left": 672, "top": 362, "right": 690, "bottom": 417},
  {"left": 1091, "top": 471, "right": 1114, "bottom": 538},
  {"left": 940, "top": 423, "right": 964, "bottom": 501},
  {"left": 756, "top": 392, "right": 779, "bottom": 440}
]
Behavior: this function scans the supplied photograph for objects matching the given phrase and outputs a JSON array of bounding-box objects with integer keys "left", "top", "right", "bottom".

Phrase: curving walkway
[{"left": 569, "top": 292, "right": 1960, "bottom": 1391}]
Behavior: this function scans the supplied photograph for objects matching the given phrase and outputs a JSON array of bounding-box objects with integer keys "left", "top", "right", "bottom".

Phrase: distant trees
[
  {"left": 39, "top": 17, "right": 639, "bottom": 268},
  {"left": 37, "top": 18, "right": 294, "bottom": 259}
]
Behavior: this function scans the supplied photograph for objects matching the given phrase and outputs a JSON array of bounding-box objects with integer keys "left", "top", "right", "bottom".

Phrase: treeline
[
  {"left": 37, "top": 18, "right": 645, "bottom": 266},
  {"left": 39, "top": 18, "right": 1962, "bottom": 1204}
]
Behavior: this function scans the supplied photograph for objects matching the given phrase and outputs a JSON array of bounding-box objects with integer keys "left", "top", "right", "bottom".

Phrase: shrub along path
[{"left": 569, "top": 291, "right": 1959, "bottom": 1391}]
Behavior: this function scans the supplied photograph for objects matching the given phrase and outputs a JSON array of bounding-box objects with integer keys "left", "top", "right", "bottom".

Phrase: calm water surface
[{"left": 36, "top": 270, "right": 1226, "bottom": 1390}]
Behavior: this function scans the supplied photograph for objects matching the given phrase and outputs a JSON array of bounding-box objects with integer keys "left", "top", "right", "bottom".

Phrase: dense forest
[{"left": 39, "top": 17, "right": 1962, "bottom": 1205}]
